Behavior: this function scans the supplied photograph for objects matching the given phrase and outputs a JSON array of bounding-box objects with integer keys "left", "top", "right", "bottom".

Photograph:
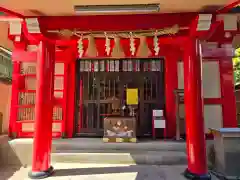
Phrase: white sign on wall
[
  {"left": 154, "top": 120, "right": 166, "bottom": 129},
  {"left": 25, "top": 18, "right": 41, "bottom": 33},
  {"left": 197, "top": 14, "right": 212, "bottom": 31},
  {"left": 9, "top": 21, "right": 22, "bottom": 35},
  {"left": 223, "top": 14, "right": 238, "bottom": 31},
  {"left": 153, "top": 109, "right": 163, "bottom": 117},
  {"left": 153, "top": 110, "right": 165, "bottom": 129}
]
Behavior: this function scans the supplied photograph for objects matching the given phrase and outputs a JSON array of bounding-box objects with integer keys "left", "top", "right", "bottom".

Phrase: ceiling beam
[
  {"left": 0, "top": 16, "right": 23, "bottom": 22},
  {"left": 36, "top": 12, "right": 198, "bottom": 31},
  {"left": 0, "top": 7, "right": 24, "bottom": 18},
  {"left": 216, "top": 0, "right": 240, "bottom": 13}
]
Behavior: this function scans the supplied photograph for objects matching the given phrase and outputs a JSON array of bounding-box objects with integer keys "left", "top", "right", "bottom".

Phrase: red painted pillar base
[
  {"left": 183, "top": 38, "right": 211, "bottom": 180},
  {"left": 28, "top": 40, "right": 55, "bottom": 179}
]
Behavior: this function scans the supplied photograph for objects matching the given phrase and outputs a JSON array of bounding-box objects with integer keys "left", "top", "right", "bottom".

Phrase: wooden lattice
[
  {"left": 53, "top": 106, "right": 63, "bottom": 120},
  {"left": 18, "top": 92, "right": 36, "bottom": 105},
  {"left": 25, "top": 76, "right": 36, "bottom": 90},
  {"left": 17, "top": 62, "right": 64, "bottom": 122},
  {"left": 20, "top": 62, "right": 36, "bottom": 74},
  {"left": 17, "top": 107, "right": 35, "bottom": 121}
]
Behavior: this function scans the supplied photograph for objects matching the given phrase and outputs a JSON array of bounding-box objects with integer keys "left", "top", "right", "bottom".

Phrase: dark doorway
[{"left": 74, "top": 59, "right": 165, "bottom": 137}]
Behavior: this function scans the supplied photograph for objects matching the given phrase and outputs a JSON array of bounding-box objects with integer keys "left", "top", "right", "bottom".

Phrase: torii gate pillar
[{"left": 183, "top": 38, "right": 211, "bottom": 180}]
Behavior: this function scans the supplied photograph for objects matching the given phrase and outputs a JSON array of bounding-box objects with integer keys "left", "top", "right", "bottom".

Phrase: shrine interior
[{"left": 74, "top": 58, "right": 165, "bottom": 138}]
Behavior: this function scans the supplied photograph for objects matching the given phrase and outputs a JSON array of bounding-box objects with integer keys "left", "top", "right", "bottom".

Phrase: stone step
[
  {"left": 8, "top": 138, "right": 188, "bottom": 167},
  {"left": 51, "top": 151, "right": 187, "bottom": 165},
  {"left": 53, "top": 138, "right": 186, "bottom": 152}
]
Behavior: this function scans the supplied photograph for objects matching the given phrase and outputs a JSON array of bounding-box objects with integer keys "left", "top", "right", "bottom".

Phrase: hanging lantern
[
  {"left": 105, "top": 32, "right": 111, "bottom": 56},
  {"left": 112, "top": 36, "right": 124, "bottom": 58},
  {"left": 129, "top": 32, "right": 136, "bottom": 56},
  {"left": 77, "top": 35, "right": 84, "bottom": 58},
  {"left": 136, "top": 36, "right": 151, "bottom": 57},
  {"left": 154, "top": 32, "right": 160, "bottom": 56},
  {"left": 85, "top": 35, "right": 98, "bottom": 57}
]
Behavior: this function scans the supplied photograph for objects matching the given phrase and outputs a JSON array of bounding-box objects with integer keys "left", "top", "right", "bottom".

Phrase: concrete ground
[
  {"left": 1, "top": 137, "right": 218, "bottom": 179},
  {"left": 1, "top": 164, "right": 187, "bottom": 180},
  {"left": 8, "top": 138, "right": 190, "bottom": 167},
  {"left": 0, "top": 163, "right": 219, "bottom": 180}
]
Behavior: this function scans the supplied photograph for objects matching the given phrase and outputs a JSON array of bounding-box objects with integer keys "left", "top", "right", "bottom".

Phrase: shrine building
[{"left": 0, "top": 0, "right": 239, "bottom": 179}]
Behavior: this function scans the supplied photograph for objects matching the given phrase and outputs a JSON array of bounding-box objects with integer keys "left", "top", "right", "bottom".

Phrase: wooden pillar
[
  {"left": 220, "top": 57, "right": 237, "bottom": 128},
  {"left": 8, "top": 42, "right": 26, "bottom": 138},
  {"left": 164, "top": 47, "right": 179, "bottom": 138},
  {"left": 8, "top": 61, "right": 20, "bottom": 138},
  {"left": 183, "top": 38, "right": 210, "bottom": 179},
  {"left": 65, "top": 43, "right": 77, "bottom": 138},
  {"left": 28, "top": 40, "right": 55, "bottom": 179}
]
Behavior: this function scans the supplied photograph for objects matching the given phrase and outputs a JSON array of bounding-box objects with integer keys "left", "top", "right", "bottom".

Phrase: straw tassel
[
  {"left": 111, "top": 37, "right": 124, "bottom": 58},
  {"left": 105, "top": 32, "right": 111, "bottom": 56},
  {"left": 77, "top": 36, "right": 84, "bottom": 58},
  {"left": 154, "top": 32, "right": 160, "bottom": 56},
  {"left": 136, "top": 36, "right": 151, "bottom": 57},
  {"left": 85, "top": 35, "right": 98, "bottom": 57},
  {"left": 129, "top": 32, "right": 136, "bottom": 56}
]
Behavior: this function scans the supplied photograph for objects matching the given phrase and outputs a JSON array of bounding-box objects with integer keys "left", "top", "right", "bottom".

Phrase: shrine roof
[
  {"left": 0, "top": 0, "right": 238, "bottom": 50},
  {"left": 0, "top": 0, "right": 237, "bottom": 16}
]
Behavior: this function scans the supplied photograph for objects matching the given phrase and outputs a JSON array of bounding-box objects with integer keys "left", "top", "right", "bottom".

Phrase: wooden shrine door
[{"left": 74, "top": 59, "right": 165, "bottom": 137}]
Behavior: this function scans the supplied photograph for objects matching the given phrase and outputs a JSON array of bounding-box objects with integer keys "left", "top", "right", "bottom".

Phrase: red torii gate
[{"left": 1, "top": 4, "right": 239, "bottom": 179}]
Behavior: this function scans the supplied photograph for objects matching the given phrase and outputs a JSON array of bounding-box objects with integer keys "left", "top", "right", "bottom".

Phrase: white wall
[
  {"left": 177, "top": 61, "right": 222, "bottom": 133},
  {"left": 203, "top": 105, "right": 222, "bottom": 132},
  {"left": 202, "top": 61, "right": 221, "bottom": 98}
]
